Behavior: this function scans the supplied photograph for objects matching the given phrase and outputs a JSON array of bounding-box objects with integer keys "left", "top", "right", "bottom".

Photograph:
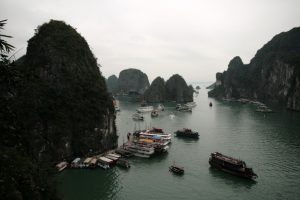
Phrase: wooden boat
[
  {"left": 169, "top": 164, "right": 184, "bottom": 175},
  {"left": 132, "top": 112, "right": 144, "bottom": 120},
  {"left": 56, "top": 161, "right": 68, "bottom": 172},
  {"left": 209, "top": 152, "right": 258, "bottom": 180},
  {"left": 116, "top": 158, "right": 130, "bottom": 168},
  {"left": 151, "top": 110, "right": 159, "bottom": 117},
  {"left": 115, "top": 148, "right": 133, "bottom": 158},
  {"left": 175, "top": 128, "right": 199, "bottom": 139},
  {"left": 209, "top": 102, "right": 213, "bottom": 107}
]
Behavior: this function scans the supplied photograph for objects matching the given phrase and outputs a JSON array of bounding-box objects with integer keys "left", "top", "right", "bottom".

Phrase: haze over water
[{"left": 57, "top": 84, "right": 300, "bottom": 200}]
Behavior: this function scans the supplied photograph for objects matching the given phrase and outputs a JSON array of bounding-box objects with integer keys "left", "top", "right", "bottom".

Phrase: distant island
[
  {"left": 209, "top": 27, "right": 300, "bottom": 111},
  {"left": 106, "top": 71, "right": 194, "bottom": 103}
]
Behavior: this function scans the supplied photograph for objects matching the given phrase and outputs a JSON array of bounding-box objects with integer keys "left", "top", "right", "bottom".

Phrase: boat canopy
[
  {"left": 99, "top": 156, "right": 113, "bottom": 163},
  {"left": 72, "top": 158, "right": 81, "bottom": 164}
]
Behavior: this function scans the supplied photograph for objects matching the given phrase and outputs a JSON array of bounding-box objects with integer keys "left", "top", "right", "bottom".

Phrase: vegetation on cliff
[
  {"left": 0, "top": 20, "right": 117, "bottom": 199},
  {"left": 118, "top": 68, "right": 149, "bottom": 94},
  {"left": 106, "top": 75, "right": 119, "bottom": 94},
  {"left": 144, "top": 74, "right": 193, "bottom": 103},
  {"left": 209, "top": 27, "right": 300, "bottom": 111},
  {"left": 144, "top": 76, "right": 166, "bottom": 102}
]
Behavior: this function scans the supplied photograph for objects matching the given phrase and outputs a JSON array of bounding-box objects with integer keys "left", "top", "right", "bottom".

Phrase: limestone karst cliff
[
  {"left": 209, "top": 27, "right": 300, "bottom": 111},
  {"left": 0, "top": 20, "right": 118, "bottom": 199}
]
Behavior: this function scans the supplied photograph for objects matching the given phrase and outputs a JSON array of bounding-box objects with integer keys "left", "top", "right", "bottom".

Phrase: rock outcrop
[
  {"left": 106, "top": 75, "right": 119, "bottom": 94},
  {"left": 0, "top": 20, "right": 118, "bottom": 199},
  {"left": 21, "top": 20, "right": 118, "bottom": 159},
  {"left": 209, "top": 27, "right": 300, "bottom": 111},
  {"left": 144, "top": 77, "right": 166, "bottom": 102},
  {"left": 118, "top": 68, "right": 149, "bottom": 94}
]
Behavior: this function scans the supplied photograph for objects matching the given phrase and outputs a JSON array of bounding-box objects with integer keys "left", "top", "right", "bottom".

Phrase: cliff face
[
  {"left": 165, "top": 74, "right": 194, "bottom": 102},
  {"left": 19, "top": 20, "right": 118, "bottom": 161},
  {"left": 144, "top": 77, "right": 166, "bottom": 102},
  {"left": 118, "top": 68, "right": 149, "bottom": 94},
  {"left": 209, "top": 27, "right": 300, "bottom": 111},
  {"left": 106, "top": 75, "right": 119, "bottom": 94}
]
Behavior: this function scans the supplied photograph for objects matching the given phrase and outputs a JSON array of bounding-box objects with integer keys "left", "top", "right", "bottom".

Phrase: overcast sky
[{"left": 1, "top": 0, "right": 300, "bottom": 82}]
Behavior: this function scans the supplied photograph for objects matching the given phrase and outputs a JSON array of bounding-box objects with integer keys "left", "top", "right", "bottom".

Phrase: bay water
[{"left": 57, "top": 84, "right": 300, "bottom": 200}]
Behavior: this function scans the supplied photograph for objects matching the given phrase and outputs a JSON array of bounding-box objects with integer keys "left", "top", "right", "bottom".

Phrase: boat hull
[{"left": 209, "top": 160, "right": 257, "bottom": 180}]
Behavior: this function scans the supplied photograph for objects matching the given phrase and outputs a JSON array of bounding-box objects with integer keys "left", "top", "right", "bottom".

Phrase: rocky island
[
  {"left": 208, "top": 27, "right": 300, "bottom": 111},
  {"left": 144, "top": 74, "right": 194, "bottom": 103},
  {"left": 0, "top": 20, "right": 117, "bottom": 199}
]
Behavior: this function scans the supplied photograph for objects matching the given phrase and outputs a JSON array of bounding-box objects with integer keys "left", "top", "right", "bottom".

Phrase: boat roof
[
  {"left": 212, "top": 152, "right": 243, "bottom": 165},
  {"left": 90, "top": 158, "right": 97, "bottom": 164},
  {"left": 72, "top": 157, "right": 81, "bottom": 164},
  {"left": 105, "top": 155, "right": 118, "bottom": 160},
  {"left": 107, "top": 153, "right": 121, "bottom": 158},
  {"left": 83, "top": 157, "right": 92, "bottom": 163},
  {"left": 99, "top": 156, "right": 113, "bottom": 163}
]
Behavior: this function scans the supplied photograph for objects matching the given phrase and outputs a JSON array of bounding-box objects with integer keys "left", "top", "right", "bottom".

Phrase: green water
[{"left": 57, "top": 85, "right": 300, "bottom": 200}]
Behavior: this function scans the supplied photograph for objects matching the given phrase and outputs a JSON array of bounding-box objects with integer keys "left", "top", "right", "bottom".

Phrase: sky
[{"left": 1, "top": 0, "right": 300, "bottom": 83}]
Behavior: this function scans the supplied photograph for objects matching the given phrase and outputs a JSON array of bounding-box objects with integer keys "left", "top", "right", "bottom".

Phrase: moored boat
[
  {"left": 169, "top": 164, "right": 184, "bottom": 175},
  {"left": 151, "top": 110, "right": 159, "bottom": 117},
  {"left": 175, "top": 128, "right": 199, "bottom": 139},
  {"left": 56, "top": 161, "right": 68, "bottom": 172},
  {"left": 116, "top": 158, "right": 131, "bottom": 168},
  {"left": 209, "top": 152, "right": 258, "bottom": 180},
  {"left": 132, "top": 112, "right": 144, "bottom": 120},
  {"left": 124, "top": 143, "right": 155, "bottom": 158}
]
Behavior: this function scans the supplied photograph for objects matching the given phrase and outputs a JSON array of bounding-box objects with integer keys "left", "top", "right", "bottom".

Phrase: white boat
[
  {"left": 56, "top": 161, "right": 68, "bottom": 172},
  {"left": 107, "top": 153, "right": 121, "bottom": 159},
  {"left": 139, "top": 129, "right": 172, "bottom": 144},
  {"left": 137, "top": 106, "right": 154, "bottom": 113},
  {"left": 132, "top": 112, "right": 144, "bottom": 120},
  {"left": 124, "top": 143, "right": 155, "bottom": 158},
  {"left": 99, "top": 156, "right": 113, "bottom": 164}
]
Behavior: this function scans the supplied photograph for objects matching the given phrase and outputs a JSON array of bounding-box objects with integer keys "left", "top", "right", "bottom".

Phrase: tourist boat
[
  {"left": 175, "top": 128, "right": 199, "bottom": 139},
  {"left": 169, "top": 164, "right": 184, "bottom": 175},
  {"left": 83, "top": 157, "right": 93, "bottom": 167},
  {"left": 105, "top": 155, "right": 119, "bottom": 162},
  {"left": 56, "top": 161, "right": 68, "bottom": 172},
  {"left": 157, "top": 104, "right": 165, "bottom": 111},
  {"left": 132, "top": 112, "right": 144, "bottom": 120},
  {"left": 116, "top": 158, "right": 131, "bottom": 168},
  {"left": 70, "top": 157, "right": 81, "bottom": 168},
  {"left": 151, "top": 110, "right": 159, "bottom": 117},
  {"left": 124, "top": 143, "right": 155, "bottom": 158},
  {"left": 115, "top": 148, "right": 133, "bottom": 158},
  {"left": 138, "top": 129, "right": 172, "bottom": 144},
  {"left": 138, "top": 138, "right": 169, "bottom": 154},
  {"left": 176, "top": 104, "right": 192, "bottom": 112},
  {"left": 137, "top": 106, "right": 154, "bottom": 113},
  {"left": 97, "top": 160, "right": 110, "bottom": 169},
  {"left": 185, "top": 102, "right": 197, "bottom": 108},
  {"left": 99, "top": 156, "right": 114, "bottom": 167},
  {"left": 209, "top": 152, "right": 258, "bottom": 180}
]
